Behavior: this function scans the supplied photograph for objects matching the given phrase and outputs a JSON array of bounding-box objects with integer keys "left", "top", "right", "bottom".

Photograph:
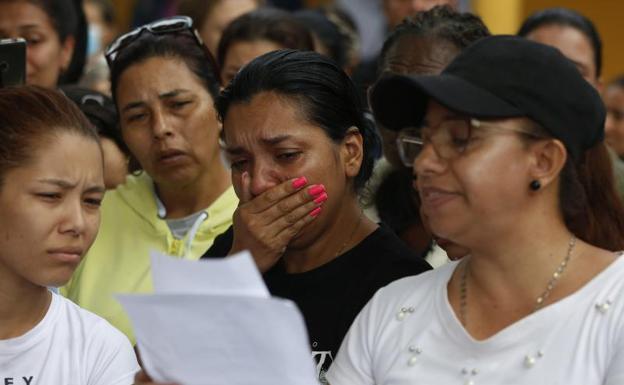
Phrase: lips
[
  {"left": 156, "top": 149, "right": 188, "bottom": 164},
  {"left": 418, "top": 186, "right": 459, "bottom": 211},
  {"left": 48, "top": 247, "right": 83, "bottom": 264}
]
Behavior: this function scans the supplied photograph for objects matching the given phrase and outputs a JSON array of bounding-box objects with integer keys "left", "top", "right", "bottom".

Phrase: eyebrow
[
  {"left": 225, "top": 135, "right": 293, "bottom": 155},
  {"left": 121, "top": 89, "right": 192, "bottom": 113},
  {"left": 36, "top": 178, "right": 106, "bottom": 194}
]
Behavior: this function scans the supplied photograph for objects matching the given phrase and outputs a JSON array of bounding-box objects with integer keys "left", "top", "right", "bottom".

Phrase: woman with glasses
[
  {"left": 0, "top": 86, "right": 138, "bottom": 383},
  {"left": 62, "top": 16, "right": 238, "bottom": 344},
  {"left": 327, "top": 36, "right": 624, "bottom": 385}
]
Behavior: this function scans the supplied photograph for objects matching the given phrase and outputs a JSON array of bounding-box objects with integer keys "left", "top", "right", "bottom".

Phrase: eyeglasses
[
  {"left": 396, "top": 117, "right": 537, "bottom": 167},
  {"left": 105, "top": 16, "right": 204, "bottom": 67}
]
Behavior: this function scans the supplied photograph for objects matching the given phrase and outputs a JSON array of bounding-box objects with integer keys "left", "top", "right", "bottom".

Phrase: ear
[
  {"left": 59, "top": 35, "right": 75, "bottom": 72},
  {"left": 340, "top": 126, "right": 364, "bottom": 179},
  {"left": 528, "top": 138, "right": 567, "bottom": 189}
]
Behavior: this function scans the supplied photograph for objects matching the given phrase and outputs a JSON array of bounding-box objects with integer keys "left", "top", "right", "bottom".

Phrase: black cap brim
[{"left": 371, "top": 74, "right": 524, "bottom": 131}]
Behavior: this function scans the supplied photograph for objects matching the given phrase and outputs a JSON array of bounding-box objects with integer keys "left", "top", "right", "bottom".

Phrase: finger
[
  {"left": 238, "top": 171, "right": 253, "bottom": 204},
  {"left": 274, "top": 202, "right": 323, "bottom": 243},
  {"left": 252, "top": 176, "right": 310, "bottom": 213},
  {"left": 261, "top": 183, "right": 326, "bottom": 224},
  {"left": 269, "top": 191, "right": 326, "bottom": 237}
]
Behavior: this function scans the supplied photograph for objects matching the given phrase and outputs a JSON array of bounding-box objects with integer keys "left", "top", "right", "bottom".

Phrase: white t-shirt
[
  {"left": 328, "top": 256, "right": 624, "bottom": 385},
  {"left": 0, "top": 292, "right": 139, "bottom": 385}
]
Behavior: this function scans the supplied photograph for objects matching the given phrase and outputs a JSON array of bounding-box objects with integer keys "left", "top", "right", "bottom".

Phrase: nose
[
  {"left": 248, "top": 161, "right": 282, "bottom": 198},
  {"left": 413, "top": 142, "right": 446, "bottom": 178},
  {"left": 605, "top": 112, "right": 615, "bottom": 136},
  {"left": 59, "top": 199, "right": 86, "bottom": 237},
  {"left": 152, "top": 108, "right": 174, "bottom": 139}
]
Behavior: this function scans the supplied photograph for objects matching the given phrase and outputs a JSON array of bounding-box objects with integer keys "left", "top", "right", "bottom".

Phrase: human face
[
  {"left": 0, "top": 0, "right": 74, "bottom": 88},
  {"left": 115, "top": 56, "right": 221, "bottom": 188},
  {"left": 604, "top": 85, "right": 624, "bottom": 157},
  {"left": 414, "top": 101, "right": 534, "bottom": 242},
  {"left": 0, "top": 133, "right": 104, "bottom": 288},
  {"left": 378, "top": 36, "right": 460, "bottom": 167},
  {"left": 221, "top": 39, "right": 283, "bottom": 85},
  {"left": 525, "top": 24, "right": 598, "bottom": 88},
  {"left": 223, "top": 92, "right": 356, "bottom": 247},
  {"left": 200, "top": 0, "right": 258, "bottom": 55},
  {"left": 383, "top": 0, "right": 457, "bottom": 28}
]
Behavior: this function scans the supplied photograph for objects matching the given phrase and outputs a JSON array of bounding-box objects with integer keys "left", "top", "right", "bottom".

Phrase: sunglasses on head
[{"left": 105, "top": 16, "right": 206, "bottom": 67}]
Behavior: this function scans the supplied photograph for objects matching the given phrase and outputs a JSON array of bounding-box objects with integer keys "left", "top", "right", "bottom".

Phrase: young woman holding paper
[{"left": 0, "top": 86, "right": 138, "bottom": 383}]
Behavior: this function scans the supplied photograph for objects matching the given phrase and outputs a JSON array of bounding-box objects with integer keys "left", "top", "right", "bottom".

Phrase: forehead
[
  {"left": 526, "top": 24, "right": 596, "bottom": 78},
  {"left": 223, "top": 92, "right": 326, "bottom": 144},
  {"left": 382, "top": 36, "right": 460, "bottom": 75},
  {"left": 115, "top": 56, "right": 206, "bottom": 102},
  {"left": 0, "top": 1, "right": 55, "bottom": 33}
]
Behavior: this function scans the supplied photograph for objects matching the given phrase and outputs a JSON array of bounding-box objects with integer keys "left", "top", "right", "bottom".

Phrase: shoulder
[
  {"left": 356, "top": 225, "right": 432, "bottom": 276},
  {"left": 54, "top": 294, "right": 139, "bottom": 381}
]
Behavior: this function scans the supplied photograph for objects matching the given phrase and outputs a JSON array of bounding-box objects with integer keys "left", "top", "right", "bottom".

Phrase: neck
[
  {"left": 462, "top": 213, "right": 575, "bottom": 308},
  {"left": 156, "top": 161, "right": 231, "bottom": 219},
  {"left": 0, "top": 265, "right": 51, "bottom": 340},
  {"left": 282, "top": 197, "right": 377, "bottom": 273}
]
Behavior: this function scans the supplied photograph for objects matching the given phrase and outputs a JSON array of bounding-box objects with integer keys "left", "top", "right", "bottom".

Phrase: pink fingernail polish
[
  {"left": 309, "top": 206, "right": 322, "bottom": 217},
  {"left": 308, "top": 184, "right": 325, "bottom": 196},
  {"left": 292, "top": 176, "right": 307, "bottom": 189},
  {"left": 314, "top": 192, "right": 328, "bottom": 204}
]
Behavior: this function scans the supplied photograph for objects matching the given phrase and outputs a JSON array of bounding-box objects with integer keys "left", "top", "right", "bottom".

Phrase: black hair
[
  {"left": 294, "top": 6, "right": 359, "bottom": 70},
  {"left": 109, "top": 31, "right": 220, "bottom": 104},
  {"left": 61, "top": 85, "right": 128, "bottom": 157},
  {"left": 379, "top": 5, "right": 490, "bottom": 73},
  {"left": 217, "top": 49, "right": 381, "bottom": 191},
  {"left": 216, "top": 8, "right": 314, "bottom": 69},
  {"left": 9, "top": 0, "right": 87, "bottom": 84},
  {"left": 518, "top": 7, "right": 602, "bottom": 77}
]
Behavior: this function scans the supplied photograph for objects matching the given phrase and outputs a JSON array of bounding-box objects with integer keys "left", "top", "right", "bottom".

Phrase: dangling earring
[{"left": 530, "top": 180, "right": 541, "bottom": 191}]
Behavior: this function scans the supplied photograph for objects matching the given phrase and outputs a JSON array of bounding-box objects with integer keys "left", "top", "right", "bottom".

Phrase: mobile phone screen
[{"left": 0, "top": 38, "right": 26, "bottom": 87}]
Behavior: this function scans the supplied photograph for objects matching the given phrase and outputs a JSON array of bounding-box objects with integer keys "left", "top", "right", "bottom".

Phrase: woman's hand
[
  {"left": 134, "top": 370, "right": 179, "bottom": 385},
  {"left": 230, "top": 174, "right": 328, "bottom": 272}
]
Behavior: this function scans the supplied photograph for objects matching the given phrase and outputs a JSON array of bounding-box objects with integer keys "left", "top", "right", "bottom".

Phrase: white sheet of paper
[
  {"left": 150, "top": 250, "right": 269, "bottom": 297},
  {"left": 117, "top": 293, "right": 319, "bottom": 385}
]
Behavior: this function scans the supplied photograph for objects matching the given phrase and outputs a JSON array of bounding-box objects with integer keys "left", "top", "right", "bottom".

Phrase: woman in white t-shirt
[
  {"left": 0, "top": 86, "right": 139, "bottom": 384},
  {"left": 328, "top": 35, "right": 624, "bottom": 385}
]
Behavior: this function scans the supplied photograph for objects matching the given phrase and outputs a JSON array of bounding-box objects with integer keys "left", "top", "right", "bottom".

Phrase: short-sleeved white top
[
  {"left": 328, "top": 256, "right": 624, "bottom": 385},
  {"left": 0, "top": 291, "right": 139, "bottom": 385}
]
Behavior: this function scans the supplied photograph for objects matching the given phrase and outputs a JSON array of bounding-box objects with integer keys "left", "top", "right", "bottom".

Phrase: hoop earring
[{"left": 530, "top": 180, "right": 541, "bottom": 191}]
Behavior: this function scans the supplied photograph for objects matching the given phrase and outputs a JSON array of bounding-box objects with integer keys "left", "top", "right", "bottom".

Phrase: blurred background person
[
  {"left": 0, "top": 0, "right": 87, "bottom": 88},
  {"left": 62, "top": 85, "right": 130, "bottom": 189},
  {"left": 605, "top": 76, "right": 624, "bottom": 159},
  {"left": 368, "top": 6, "right": 489, "bottom": 266},
  {"left": 518, "top": 7, "right": 624, "bottom": 203},
  {"left": 217, "top": 7, "right": 314, "bottom": 85},
  {"left": 80, "top": 0, "right": 118, "bottom": 95},
  {"left": 294, "top": 6, "right": 360, "bottom": 75},
  {"left": 62, "top": 16, "right": 238, "bottom": 344},
  {"left": 177, "top": 0, "right": 262, "bottom": 57}
]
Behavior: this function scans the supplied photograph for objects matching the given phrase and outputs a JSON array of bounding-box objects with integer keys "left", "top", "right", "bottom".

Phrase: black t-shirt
[{"left": 201, "top": 224, "right": 431, "bottom": 380}]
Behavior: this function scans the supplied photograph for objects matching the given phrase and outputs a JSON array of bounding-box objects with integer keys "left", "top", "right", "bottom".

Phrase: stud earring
[{"left": 530, "top": 180, "right": 541, "bottom": 191}]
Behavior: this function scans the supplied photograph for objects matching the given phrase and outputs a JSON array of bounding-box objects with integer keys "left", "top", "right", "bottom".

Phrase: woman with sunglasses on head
[
  {"left": 327, "top": 36, "right": 624, "bottom": 385},
  {"left": 62, "top": 16, "right": 237, "bottom": 344},
  {"left": 0, "top": 86, "right": 138, "bottom": 384}
]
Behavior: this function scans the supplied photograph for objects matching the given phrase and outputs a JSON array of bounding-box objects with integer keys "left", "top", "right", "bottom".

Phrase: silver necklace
[{"left": 459, "top": 235, "right": 576, "bottom": 327}]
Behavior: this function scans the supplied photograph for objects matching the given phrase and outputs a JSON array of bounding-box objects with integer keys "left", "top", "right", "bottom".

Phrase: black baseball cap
[{"left": 370, "top": 35, "right": 605, "bottom": 161}]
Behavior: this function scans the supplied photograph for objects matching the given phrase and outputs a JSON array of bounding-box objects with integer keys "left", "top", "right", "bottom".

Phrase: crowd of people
[{"left": 2, "top": 0, "right": 624, "bottom": 384}]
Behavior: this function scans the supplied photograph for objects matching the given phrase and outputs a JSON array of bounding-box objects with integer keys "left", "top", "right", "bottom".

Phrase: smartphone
[{"left": 0, "top": 38, "right": 26, "bottom": 87}]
